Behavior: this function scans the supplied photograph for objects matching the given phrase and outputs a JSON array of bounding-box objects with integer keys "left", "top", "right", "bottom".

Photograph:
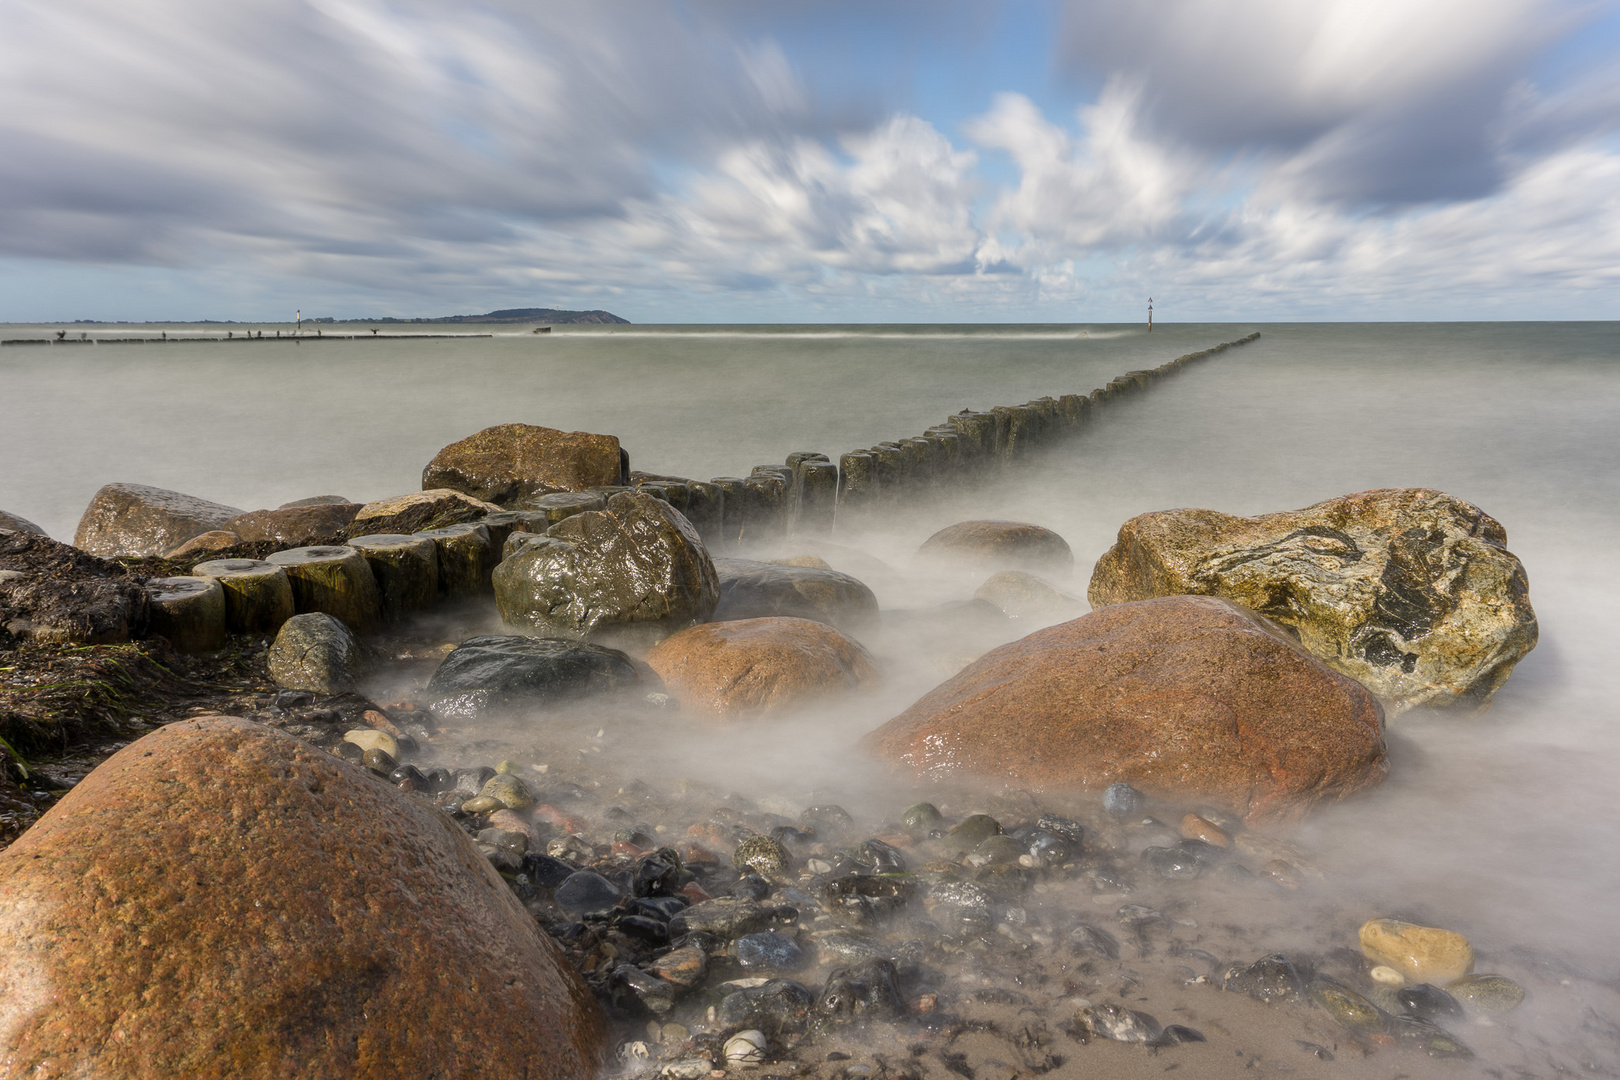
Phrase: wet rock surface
[
  {"left": 865, "top": 596, "right": 1388, "bottom": 822},
  {"left": 0, "top": 510, "right": 44, "bottom": 535},
  {"left": 644, "top": 617, "right": 879, "bottom": 718},
  {"left": 493, "top": 491, "right": 718, "bottom": 647},
  {"left": 0, "top": 529, "right": 148, "bottom": 645},
  {"left": 348, "top": 488, "right": 504, "bottom": 536},
  {"left": 267, "top": 612, "right": 366, "bottom": 694},
  {"left": 0, "top": 716, "right": 606, "bottom": 1080},
  {"left": 1088, "top": 488, "right": 1538, "bottom": 712},
  {"left": 423, "top": 422, "right": 627, "bottom": 506},
  {"left": 73, "top": 481, "right": 244, "bottom": 558},
  {"left": 918, "top": 520, "right": 1074, "bottom": 572},
  {"left": 711, "top": 558, "right": 880, "bottom": 632},
  {"left": 425, "top": 634, "right": 642, "bottom": 720},
  {"left": 223, "top": 501, "right": 362, "bottom": 545}
]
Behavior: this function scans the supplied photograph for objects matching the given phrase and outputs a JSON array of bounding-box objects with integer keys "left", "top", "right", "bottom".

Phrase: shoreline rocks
[
  {"left": 712, "top": 558, "right": 879, "bottom": 632},
  {"left": 423, "top": 423, "right": 627, "bottom": 506},
  {"left": 73, "top": 482, "right": 244, "bottom": 558},
  {"left": 1088, "top": 488, "right": 1538, "bottom": 712},
  {"left": 0, "top": 716, "right": 607, "bottom": 1080},
  {"left": 863, "top": 595, "right": 1388, "bottom": 822},
  {"left": 493, "top": 491, "right": 718, "bottom": 648},
  {"left": 425, "top": 635, "right": 643, "bottom": 721},
  {"left": 645, "top": 616, "right": 879, "bottom": 717},
  {"left": 918, "top": 520, "right": 1073, "bottom": 572}
]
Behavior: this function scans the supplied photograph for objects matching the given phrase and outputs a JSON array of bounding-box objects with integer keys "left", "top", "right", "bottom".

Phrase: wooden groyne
[
  {"left": 0, "top": 332, "right": 493, "bottom": 346},
  {"left": 623, "top": 332, "right": 1263, "bottom": 542}
]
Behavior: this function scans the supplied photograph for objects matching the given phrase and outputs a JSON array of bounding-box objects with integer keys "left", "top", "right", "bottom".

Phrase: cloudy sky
[{"left": 2, "top": 0, "right": 1617, "bottom": 322}]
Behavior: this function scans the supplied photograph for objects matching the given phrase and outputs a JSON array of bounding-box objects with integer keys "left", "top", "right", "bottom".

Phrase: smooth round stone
[
  {"left": 734, "top": 932, "right": 805, "bottom": 972},
  {"left": 556, "top": 871, "right": 624, "bottom": 917},
  {"left": 723, "top": 1029, "right": 768, "bottom": 1066},
  {"left": 1101, "top": 783, "right": 1145, "bottom": 819},
  {"left": 343, "top": 729, "right": 399, "bottom": 758},
  {"left": 460, "top": 796, "right": 503, "bottom": 814},
  {"left": 947, "top": 814, "right": 1001, "bottom": 847},
  {"left": 1446, "top": 973, "right": 1525, "bottom": 1016},
  {"left": 479, "top": 773, "right": 536, "bottom": 811},
  {"left": 1309, "top": 978, "right": 1386, "bottom": 1033},
  {"left": 969, "top": 834, "right": 1028, "bottom": 867},
  {"left": 1397, "top": 982, "right": 1464, "bottom": 1021},
  {"left": 1180, "top": 812, "right": 1230, "bottom": 848},
  {"left": 901, "top": 802, "right": 942, "bottom": 833},
  {"left": 1370, "top": 965, "right": 1406, "bottom": 986},
  {"left": 1360, "top": 918, "right": 1474, "bottom": 985}
]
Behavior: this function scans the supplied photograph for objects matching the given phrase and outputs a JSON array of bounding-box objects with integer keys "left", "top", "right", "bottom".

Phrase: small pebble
[
  {"left": 1180, "top": 812, "right": 1230, "bottom": 848},
  {"left": 460, "top": 795, "right": 503, "bottom": 814},
  {"left": 479, "top": 773, "right": 537, "bottom": 811},
  {"left": 343, "top": 728, "right": 398, "bottom": 758},
  {"left": 1447, "top": 973, "right": 1526, "bottom": 1016},
  {"left": 1360, "top": 918, "right": 1474, "bottom": 984},
  {"left": 1102, "top": 782, "right": 1145, "bottom": 818},
  {"left": 1369, "top": 965, "right": 1406, "bottom": 986},
  {"left": 723, "top": 1030, "right": 768, "bottom": 1066}
]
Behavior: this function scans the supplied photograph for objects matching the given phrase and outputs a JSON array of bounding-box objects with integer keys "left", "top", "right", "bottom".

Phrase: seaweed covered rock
[
  {"left": 73, "top": 482, "right": 244, "bottom": 558},
  {"left": 863, "top": 596, "right": 1387, "bottom": 823},
  {"left": 0, "top": 529, "right": 147, "bottom": 645},
  {"left": 645, "top": 617, "right": 879, "bottom": 718},
  {"left": 348, "top": 489, "right": 502, "bottom": 537},
  {"left": 425, "top": 635, "right": 642, "bottom": 721},
  {"left": 712, "top": 558, "right": 879, "bottom": 632},
  {"left": 423, "top": 423, "right": 627, "bottom": 507},
  {"left": 223, "top": 502, "right": 361, "bottom": 545},
  {"left": 0, "top": 716, "right": 606, "bottom": 1080},
  {"left": 493, "top": 491, "right": 718, "bottom": 647},
  {"left": 1087, "top": 488, "right": 1538, "bottom": 711}
]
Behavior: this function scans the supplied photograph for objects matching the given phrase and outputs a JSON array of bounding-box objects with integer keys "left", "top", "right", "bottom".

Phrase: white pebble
[
  {"left": 342, "top": 729, "right": 398, "bottom": 758},
  {"left": 1369, "top": 965, "right": 1405, "bottom": 986},
  {"left": 723, "top": 1029, "right": 767, "bottom": 1066}
]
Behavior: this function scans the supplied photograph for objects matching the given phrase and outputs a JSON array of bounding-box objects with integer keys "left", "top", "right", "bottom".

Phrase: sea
[{"left": 3, "top": 321, "right": 1619, "bottom": 1063}]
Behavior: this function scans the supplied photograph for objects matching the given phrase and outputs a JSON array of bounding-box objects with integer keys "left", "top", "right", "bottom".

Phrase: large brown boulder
[
  {"left": 73, "top": 482, "right": 244, "bottom": 557},
  {"left": 0, "top": 716, "right": 606, "bottom": 1079},
  {"left": 863, "top": 596, "right": 1387, "bottom": 823},
  {"left": 224, "top": 502, "right": 362, "bottom": 544},
  {"left": 348, "top": 489, "right": 502, "bottom": 536},
  {"left": 1088, "top": 488, "right": 1538, "bottom": 712},
  {"left": 423, "top": 423, "right": 627, "bottom": 507},
  {"left": 712, "top": 558, "right": 880, "bottom": 632},
  {"left": 917, "top": 520, "right": 1073, "bottom": 571},
  {"left": 493, "top": 491, "right": 718, "bottom": 648},
  {"left": 646, "top": 616, "right": 879, "bottom": 717}
]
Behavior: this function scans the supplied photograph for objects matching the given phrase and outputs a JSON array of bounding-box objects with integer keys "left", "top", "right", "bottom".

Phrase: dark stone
[
  {"left": 817, "top": 959, "right": 904, "bottom": 1021},
  {"left": 1224, "top": 954, "right": 1306, "bottom": 1005},
  {"left": 493, "top": 492, "right": 718, "bottom": 647},
  {"left": 668, "top": 898, "right": 772, "bottom": 940},
  {"left": 734, "top": 932, "right": 806, "bottom": 971},
  {"left": 555, "top": 871, "right": 625, "bottom": 917},
  {"left": 524, "top": 853, "right": 579, "bottom": 889},
  {"left": 425, "top": 635, "right": 641, "bottom": 721},
  {"left": 1397, "top": 983, "right": 1464, "bottom": 1022},
  {"left": 714, "top": 979, "right": 815, "bottom": 1035},
  {"left": 1102, "top": 782, "right": 1144, "bottom": 818}
]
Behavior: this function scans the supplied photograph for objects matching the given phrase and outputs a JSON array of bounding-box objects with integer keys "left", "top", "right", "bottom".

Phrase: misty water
[{"left": 4, "top": 321, "right": 1619, "bottom": 1068}]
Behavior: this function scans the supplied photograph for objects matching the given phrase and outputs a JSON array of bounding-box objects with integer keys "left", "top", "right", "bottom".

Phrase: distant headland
[{"left": 342, "top": 307, "right": 630, "bottom": 325}]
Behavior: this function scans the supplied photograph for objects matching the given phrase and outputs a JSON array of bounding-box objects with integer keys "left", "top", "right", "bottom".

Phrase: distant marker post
[{"left": 1148, "top": 297, "right": 1153, "bottom": 333}]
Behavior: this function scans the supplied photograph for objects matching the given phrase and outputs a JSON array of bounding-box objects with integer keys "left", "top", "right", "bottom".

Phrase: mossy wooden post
[
  {"left": 265, "top": 546, "right": 381, "bottom": 634},
  {"left": 415, "top": 522, "right": 496, "bottom": 600},
  {"left": 191, "top": 558, "right": 295, "bottom": 634},
  {"left": 794, "top": 460, "right": 838, "bottom": 536},
  {"left": 347, "top": 533, "right": 439, "bottom": 624},
  {"left": 637, "top": 481, "right": 688, "bottom": 516},
  {"left": 836, "top": 452, "right": 877, "bottom": 517},
  {"left": 711, "top": 477, "right": 747, "bottom": 546},
  {"left": 899, "top": 438, "right": 933, "bottom": 490},
  {"left": 145, "top": 576, "right": 227, "bottom": 653},
  {"left": 685, "top": 481, "right": 724, "bottom": 544},
  {"left": 870, "top": 444, "right": 904, "bottom": 491},
  {"left": 742, "top": 474, "right": 786, "bottom": 546}
]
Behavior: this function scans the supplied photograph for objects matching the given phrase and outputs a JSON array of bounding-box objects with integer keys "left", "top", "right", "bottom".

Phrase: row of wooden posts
[{"left": 609, "top": 332, "right": 1261, "bottom": 546}]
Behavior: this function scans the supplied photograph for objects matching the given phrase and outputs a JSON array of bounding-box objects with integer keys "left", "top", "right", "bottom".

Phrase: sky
[{"left": 1, "top": 0, "right": 1618, "bottom": 323}]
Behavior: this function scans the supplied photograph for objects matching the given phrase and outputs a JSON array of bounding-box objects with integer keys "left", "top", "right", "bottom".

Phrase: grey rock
[
  {"left": 493, "top": 492, "right": 718, "bottom": 647},
  {"left": 711, "top": 558, "right": 879, "bottom": 632},
  {"left": 714, "top": 979, "right": 814, "bottom": 1036},
  {"left": 0, "top": 511, "right": 45, "bottom": 536},
  {"left": 734, "top": 932, "right": 805, "bottom": 972},
  {"left": 556, "top": 871, "right": 624, "bottom": 917},
  {"left": 425, "top": 635, "right": 641, "bottom": 721},
  {"left": 267, "top": 612, "right": 366, "bottom": 694},
  {"left": 73, "top": 482, "right": 244, "bottom": 558}
]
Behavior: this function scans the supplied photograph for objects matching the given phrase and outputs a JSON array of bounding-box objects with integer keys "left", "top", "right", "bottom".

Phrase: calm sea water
[{"left": 3, "top": 321, "right": 1618, "bottom": 970}]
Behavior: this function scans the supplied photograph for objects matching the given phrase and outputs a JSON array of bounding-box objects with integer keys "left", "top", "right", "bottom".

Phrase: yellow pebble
[
  {"left": 1359, "top": 918, "right": 1473, "bottom": 984},
  {"left": 1180, "top": 812, "right": 1231, "bottom": 848}
]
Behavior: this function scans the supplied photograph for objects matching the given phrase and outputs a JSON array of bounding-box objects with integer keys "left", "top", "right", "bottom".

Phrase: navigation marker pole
[
  {"left": 1148, "top": 297, "right": 1153, "bottom": 333},
  {"left": 296, "top": 309, "right": 302, "bottom": 336}
]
